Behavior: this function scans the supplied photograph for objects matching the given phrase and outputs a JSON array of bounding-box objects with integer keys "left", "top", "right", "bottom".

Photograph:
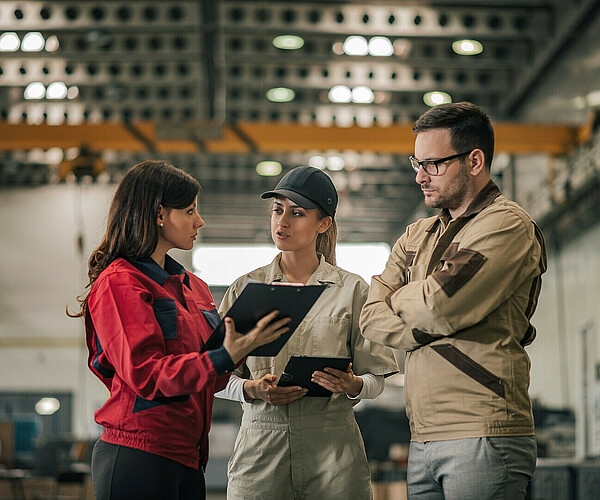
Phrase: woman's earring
[{"left": 159, "top": 222, "right": 164, "bottom": 227}]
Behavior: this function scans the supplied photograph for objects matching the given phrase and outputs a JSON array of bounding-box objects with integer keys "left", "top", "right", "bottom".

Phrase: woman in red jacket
[{"left": 70, "top": 160, "right": 289, "bottom": 500}]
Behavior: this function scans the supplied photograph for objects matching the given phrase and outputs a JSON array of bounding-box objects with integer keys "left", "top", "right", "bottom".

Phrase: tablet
[
  {"left": 277, "top": 355, "right": 352, "bottom": 397},
  {"left": 202, "top": 282, "right": 326, "bottom": 356}
]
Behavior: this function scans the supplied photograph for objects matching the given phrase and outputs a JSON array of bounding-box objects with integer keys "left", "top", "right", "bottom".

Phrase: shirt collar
[
  {"left": 265, "top": 253, "right": 342, "bottom": 287},
  {"left": 426, "top": 179, "right": 502, "bottom": 233},
  {"left": 130, "top": 254, "right": 191, "bottom": 288}
]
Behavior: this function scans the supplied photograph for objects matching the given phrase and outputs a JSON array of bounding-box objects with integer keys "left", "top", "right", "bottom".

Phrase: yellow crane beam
[{"left": 0, "top": 120, "right": 581, "bottom": 156}]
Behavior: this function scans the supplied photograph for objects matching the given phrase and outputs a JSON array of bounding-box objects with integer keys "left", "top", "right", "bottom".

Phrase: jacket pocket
[
  {"left": 310, "top": 316, "right": 352, "bottom": 356},
  {"left": 200, "top": 308, "right": 221, "bottom": 329},
  {"left": 246, "top": 356, "right": 275, "bottom": 380},
  {"left": 153, "top": 298, "right": 178, "bottom": 340},
  {"left": 407, "top": 264, "right": 426, "bottom": 282},
  {"left": 430, "top": 344, "right": 505, "bottom": 399}
]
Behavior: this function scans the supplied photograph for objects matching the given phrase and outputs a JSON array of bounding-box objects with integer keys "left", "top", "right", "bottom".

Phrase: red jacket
[{"left": 85, "top": 256, "right": 233, "bottom": 469}]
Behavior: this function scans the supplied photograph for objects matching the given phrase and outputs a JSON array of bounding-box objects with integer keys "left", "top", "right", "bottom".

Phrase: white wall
[
  {"left": 1, "top": 184, "right": 599, "bottom": 448},
  {"left": 0, "top": 184, "right": 115, "bottom": 437},
  {"left": 528, "top": 222, "right": 600, "bottom": 456}
]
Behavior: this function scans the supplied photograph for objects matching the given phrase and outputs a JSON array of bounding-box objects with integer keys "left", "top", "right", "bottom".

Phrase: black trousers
[{"left": 91, "top": 439, "right": 206, "bottom": 500}]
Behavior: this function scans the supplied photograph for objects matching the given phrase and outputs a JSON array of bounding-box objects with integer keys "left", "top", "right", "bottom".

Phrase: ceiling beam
[
  {"left": 0, "top": 120, "right": 581, "bottom": 155},
  {"left": 501, "top": 0, "right": 600, "bottom": 117}
]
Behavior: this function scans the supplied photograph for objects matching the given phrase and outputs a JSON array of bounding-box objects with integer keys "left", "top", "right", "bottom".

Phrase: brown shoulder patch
[{"left": 432, "top": 248, "right": 487, "bottom": 297}]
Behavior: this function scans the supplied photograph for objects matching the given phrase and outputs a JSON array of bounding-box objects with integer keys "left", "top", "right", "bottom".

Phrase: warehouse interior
[{"left": 1, "top": 0, "right": 600, "bottom": 498}]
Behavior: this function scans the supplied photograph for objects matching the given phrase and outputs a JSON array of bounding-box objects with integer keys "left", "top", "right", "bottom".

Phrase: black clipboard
[
  {"left": 277, "top": 355, "right": 352, "bottom": 397},
  {"left": 202, "top": 283, "right": 326, "bottom": 356}
]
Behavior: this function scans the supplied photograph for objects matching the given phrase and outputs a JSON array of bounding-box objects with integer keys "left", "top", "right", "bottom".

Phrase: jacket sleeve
[
  {"left": 217, "top": 282, "right": 249, "bottom": 383},
  {"left": 351, "top": 277, "right": 399, "bottom": 376},
  {"left": 88, "top": 272, "right": 226, "bottom": 400},
  {"left": 389, "top": 207, "right": 542, "bottom": 340},
  {"left": 360, "top": 230, "right": 424, "bottom": 351}
]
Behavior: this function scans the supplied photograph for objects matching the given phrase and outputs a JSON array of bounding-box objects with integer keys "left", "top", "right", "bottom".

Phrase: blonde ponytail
[{"left": 316, "top": 209, "right": 337, "bottom": 265}]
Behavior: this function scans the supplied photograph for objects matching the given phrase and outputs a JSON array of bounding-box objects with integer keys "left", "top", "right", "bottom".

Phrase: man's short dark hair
[{"left": 412, "top": 102, "right": 495, "bottom": 170}]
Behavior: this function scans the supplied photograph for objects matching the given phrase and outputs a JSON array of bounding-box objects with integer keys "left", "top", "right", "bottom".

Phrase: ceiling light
[
  {"left": 452, "top": 39, "right": 483, "bottom": 56},
  {"left": 67, "top": 86, "right": 80, "bottom": 99},
  {"left": 327, "top": 156, "right": 345, "bottom": 171},
  {"left": 35, "top": 397, "right": 60, "bottom": 416},
  {"left": 573, "top": 96, "right": 586, "bottom": 109},
  {"left": 328, "top": 85, "right": 352, "bottom": 103},
  {"left": 22, "top": 32, "right": 45, "bottom": 52},
  {"left": 308, "top": 155, "right": 327, "bottom": 170},
  {"left": 586, "top": 90, "right": 600, "bottom": 107},
  {"left": 273, "top": 35, "right": 304, "bottom": 50},
  {"left": 332, "top": 42, "right": 344, "bottom": 56},
  {"left": 423, "top": 91, "right": 452, "bottom": 107},
  {"left": 266, "top": 87, "right": 295, "bottom": 102},
  {"left": 24, "top": 82, "right": 46, "bottom": 100},
  {"left": 393, "top": 39, "right": 412, "bottom": 58},
  {"left": 343, "top": 36, "right": 368, "bottom": 56},
  {"left": 352, "top": 86, "right": 374, "bottom": 104},
  {"left": 0, "top": 32, "right": 20, "bottom": 51},
  {"left": 368, "top": 37, "right": 393, "bottom": 57},
  {"left": 46, "top": 82, "right": 68, "bottom": 99},
  {"left": 256, "top": 161, "right": 282, "bottom": 176},
  {"left": 46, "top": 147, "right": 65, "bottom": 164},
  {"left": 45, "top": 35, "right": 60, "bottom": 52}
]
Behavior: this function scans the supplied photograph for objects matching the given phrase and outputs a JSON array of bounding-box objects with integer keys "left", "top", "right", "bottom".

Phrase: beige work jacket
[
  {"left": 221, "top": 254, "right": 398, "bottom": 500},
  {"left": 360, "top": 181, "right": 547, "bottom": 442}
]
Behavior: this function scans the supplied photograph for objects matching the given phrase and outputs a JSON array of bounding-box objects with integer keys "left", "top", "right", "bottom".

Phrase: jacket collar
[
  {"left": 426, "top": 179, "right": 502, "bottom": 233},
  {"left": 130, "top": 254, "right": 191, "bottom": 288},
  {"left": 265, "top": 253, "right": 342, "bottom": 287}
]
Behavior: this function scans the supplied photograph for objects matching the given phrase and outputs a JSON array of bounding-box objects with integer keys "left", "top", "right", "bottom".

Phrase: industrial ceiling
[{"left": 1, "top": 0, "right": 599, "bottom": 244}]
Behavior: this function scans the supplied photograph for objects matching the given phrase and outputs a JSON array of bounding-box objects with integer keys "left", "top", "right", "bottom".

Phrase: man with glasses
[{"left": 360, "top": 102, "right": 547, "bottom": 499}]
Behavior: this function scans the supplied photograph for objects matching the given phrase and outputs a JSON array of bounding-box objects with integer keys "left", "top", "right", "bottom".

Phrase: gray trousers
[{"left": 407, "top": 436, "right": 536, "bottom": 500}]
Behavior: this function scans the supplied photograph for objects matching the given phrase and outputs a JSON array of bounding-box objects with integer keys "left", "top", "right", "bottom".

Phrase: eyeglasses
[{"left": 409, "top": 151, "right": 471, "bottom": 176}]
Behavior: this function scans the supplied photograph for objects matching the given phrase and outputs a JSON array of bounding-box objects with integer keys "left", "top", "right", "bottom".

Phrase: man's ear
[
  {"left": 318, "top": 216, "right": 333, "bottom": 234},
  {"left": 469, "top": 149, "right": 486, "bottom": 176}
]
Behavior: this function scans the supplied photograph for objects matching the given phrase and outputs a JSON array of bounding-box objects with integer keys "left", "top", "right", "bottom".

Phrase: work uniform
[
  {"left": 360, "top": 180, "right": 547, "bottom": 442},
  {"left": 86, "top": 255, "right": 233, "bottom": 471},
  {"left": 220, "top": 254, "right": 398, "bottom": 500}
]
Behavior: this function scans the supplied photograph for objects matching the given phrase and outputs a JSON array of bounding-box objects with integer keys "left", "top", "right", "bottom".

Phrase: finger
[
  {"left": 316, "top": 371, "right": 348, "bottom": 386},
  {"left": 262, "top": 316, "right": 292, "bottom": 332},
  {"left": 312, "top": 377, "right": 342, "bottom": 393},
  {"left": 255, "top": 310, "right": 280, "bottom": 329},
  {"left": 323, "top": 366, "right": 352, "bottom": 379},
  {"left": 261, "top": 374, "right": 277, "bottom": 383},
  {"left": 224, "top": 317, "right": 236, "bottom": 335},
  {"left": 271, "top": 385, "right": 304, "bottom": 395},
  {"left": 311, "top": 373, "right": 342, "bottom": 389},
  {"left": 267, "top": 324, "right": 290, "bottom": 337},
  {"left": 256, "top": 326, "right": 289, "bottom": 345},
  {"left": 311, "top": 373, "right": 336, "bottom": 384},
  {"left": 271, "top": 390, "right": 307, "bottom": 405}
]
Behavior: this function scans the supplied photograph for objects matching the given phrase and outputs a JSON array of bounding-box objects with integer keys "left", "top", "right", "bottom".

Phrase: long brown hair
[{"left": 69, "top": 160, "right": 200, "bottom": 317}]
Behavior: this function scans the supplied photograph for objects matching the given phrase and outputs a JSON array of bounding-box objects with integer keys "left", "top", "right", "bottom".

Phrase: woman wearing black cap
[{"left": 217, "top": 166, "right": 398, "bottom": 499}]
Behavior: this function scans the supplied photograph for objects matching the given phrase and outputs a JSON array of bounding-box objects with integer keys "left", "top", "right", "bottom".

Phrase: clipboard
[
  {"left": 277, "top": 355, "right": 352, "bottom": 397},
  {"left": 202, "top": 282, "right": 326, "bottom": 356}
]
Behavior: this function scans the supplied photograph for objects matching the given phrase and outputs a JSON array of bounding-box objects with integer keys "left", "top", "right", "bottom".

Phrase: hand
[
  {"left": 243, "top": 374, "right": 307, "bottom": 406},
  {"left": 311, "top": 362, "right": 363, "bottom": 397},
  {"left": 222, "top": 311, "right": 290, "bottom": 365}
]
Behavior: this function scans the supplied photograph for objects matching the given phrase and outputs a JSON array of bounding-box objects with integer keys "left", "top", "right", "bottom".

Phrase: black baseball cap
[{"left": 261, "top": 166, "right": 338, "bottom": 218}]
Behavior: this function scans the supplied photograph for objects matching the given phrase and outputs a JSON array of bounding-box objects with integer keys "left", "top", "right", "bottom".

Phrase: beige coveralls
[{"left": 220, "top": 254, "right": 398, "bottom": 500}]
